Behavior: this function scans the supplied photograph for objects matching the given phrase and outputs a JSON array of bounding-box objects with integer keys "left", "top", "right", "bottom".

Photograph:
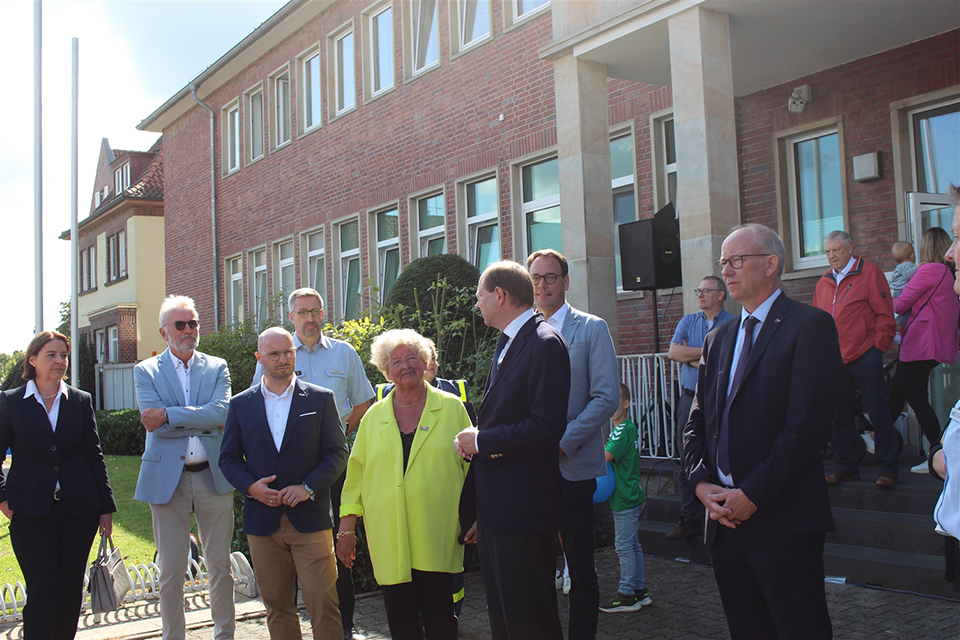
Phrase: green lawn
[{"left": 0, "top": 455, "right": 157, "bottom": 587}]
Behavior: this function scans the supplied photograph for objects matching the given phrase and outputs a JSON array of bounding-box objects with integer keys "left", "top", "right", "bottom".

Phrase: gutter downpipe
[{"left": 190, "top": 85, "right": 220, "bottom": 331}]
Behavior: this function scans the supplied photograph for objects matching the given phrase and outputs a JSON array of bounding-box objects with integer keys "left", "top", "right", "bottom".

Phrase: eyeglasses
[
  {"left": 261, "top": 349, "right": 297, "bottom": 362},
  {"left": 168, "top": 320, "right": 199, "bottom": 331},
  {"left": 530, "top": 273, "right": 561, "bottom": 285},
  {"left": 694, "top": 288, "right": 722, "bottom": 296},
  {"left": 294, "top": 308, "right": 323, "bottom": 319},
  {"left": 716, "top": 254, "right": 772, "bottom": 270}
]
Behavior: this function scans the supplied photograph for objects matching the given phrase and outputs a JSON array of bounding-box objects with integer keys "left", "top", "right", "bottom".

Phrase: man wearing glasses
[
  {"left": 252, "top": 288, "right": 374, "bottom": 640},
  {"left": 134, "top": 295, "right": 236, "bottom": 640},
  {"left": 666, "top": 276, "right": 734, "bottom": 541}
]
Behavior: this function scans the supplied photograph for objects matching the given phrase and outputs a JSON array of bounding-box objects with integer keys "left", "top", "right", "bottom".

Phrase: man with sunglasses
[
  {"left": 134, "top": 295, "right": 236, "bottom": 640},
  {"left": 666, "top": 276, "right": 734, "bottom": 541}
]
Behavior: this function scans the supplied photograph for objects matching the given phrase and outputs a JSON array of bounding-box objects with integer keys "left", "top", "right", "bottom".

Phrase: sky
[{"left": 0, "top": 0, "right": 286, "bottom": 355}]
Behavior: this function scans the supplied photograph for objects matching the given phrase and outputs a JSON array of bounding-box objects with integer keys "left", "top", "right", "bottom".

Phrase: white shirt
[
  {"left": 544, "top": 302, "right": 569, "bottom": 334},
  {"left": 24, "top": 379, "right": 68, "bottom": 431},
  {"left": 261, "top": 375, "right": 297, "bottom": 451},
  {"left": 498, "top": 308, "right": 536, "bottom": 365},
  {"left": 172, "top": 353, "right": 208, "bottom": 465},
  {"left": 833, "top": 256, "right": 857, "bottom": 285}
]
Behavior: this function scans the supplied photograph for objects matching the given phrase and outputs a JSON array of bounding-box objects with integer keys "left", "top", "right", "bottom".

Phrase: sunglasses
[{"left": 168, "top": 320, "right": 199, "bottom": 331}]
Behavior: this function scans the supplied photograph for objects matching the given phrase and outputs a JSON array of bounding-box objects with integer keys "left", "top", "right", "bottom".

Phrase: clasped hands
[
  {"left": 695, "top": 480, "right": 757, "bottom": 529},
  {"left": 454, "top": 427, "right": 479, "bottom": 460},
  {"left": 247, "top": 475, "right": 311, "bottom": 508}
]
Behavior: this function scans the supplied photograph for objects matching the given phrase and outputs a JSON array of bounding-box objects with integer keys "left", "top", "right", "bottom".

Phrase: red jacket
[{"left": 812, "top": 256, "right": 896, "bottom": 365}]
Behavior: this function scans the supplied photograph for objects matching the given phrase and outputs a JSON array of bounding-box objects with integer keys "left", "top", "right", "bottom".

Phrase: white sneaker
[
  {"left": 562, "top": 573, "right": 571, "bottom": 595},
  {"left": 910, "top": 461, "right": 929, "bottom": 474},
  {"left": 861, "top": 433, "right": 875, "bottom": 455},
  {"left": 555, "top": 569, "right": 563, "bottom": 590}
]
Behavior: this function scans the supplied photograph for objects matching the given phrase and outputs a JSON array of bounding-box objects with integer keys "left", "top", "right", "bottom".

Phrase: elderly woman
[
  {"left": 887, "top": 227, "right": 960, "bottom": 473},
  {"left": 0, "top": 331, "right": 116, "bottom": 639},
  {"left": 337, "top": 329, "right": 471, "bottom": 640}
]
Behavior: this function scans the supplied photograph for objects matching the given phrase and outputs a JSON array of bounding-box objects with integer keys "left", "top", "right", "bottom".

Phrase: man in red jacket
[{"left": 812, "top": 230, "right": 900, "bottom": 487}]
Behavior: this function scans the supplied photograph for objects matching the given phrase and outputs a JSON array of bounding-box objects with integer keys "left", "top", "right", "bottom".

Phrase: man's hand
[
  {"left": 140, "top": 407, "right": 168, "bottom": 432},
  {"left": 247, "top": 475, "right": 281, "bottom": 507},
  {"left": 455, "top": 427, "right": 479, "bottom": 459},
  {"left": 695, "top": 481, "right": 757, "bottom": 529},
  {"left": 463, "top": 522, "right": 478, "bottom": 544},
  {"left": 721, "top": 488, "right": 758, "bottom": 524},
  {"left": 0, "top": 501, "right": 12, "bottom": 520},
  {"left": 278, "top": 484, "right": 311, "bottom": 507}
]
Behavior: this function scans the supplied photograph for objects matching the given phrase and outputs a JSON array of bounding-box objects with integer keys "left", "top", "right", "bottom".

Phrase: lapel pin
[{"left": 418, "top": 425, "right": 429, "bottom": 431}]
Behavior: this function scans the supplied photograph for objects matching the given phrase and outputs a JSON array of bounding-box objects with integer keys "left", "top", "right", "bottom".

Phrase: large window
[
  {"left": 114, "top": 163, "right": 130, "bottom": 194},
  {"left": 452, "top": 0, "right": 491, "bottom": 55},
  {"left": 466, "top": 176, "right": 499, "bottom": 270},
  {"left": 108, "top": 326, "right": 119, "bottom": 363},
  {"left": 339, "top": 220, "right": 361, "bottom": 320},
  {"left": 299, "top": 49, "right": 322, "bottom": 134},
  {"left": 611, "top": 134, "right": 637, "bottom": 290},
  {"left": 79, "top": 245, "right": 96, "bottom": 293},
  {"left": 250, "top": 248, "right": 268, "bottom": 324},
  {"left": 106, "top": 229, "right": 127, "bottom": 282},
  {"left": 417, "top": 193, "right": 446, "bottom": 257},
  {"left": 406, "top": 0, "right": 439, "bottom": 78},
  {"left": 375, "top": 208, "right": 400, "bottom": 303},
  {"left": 913, "top": 101, "right": 960, "bottom": 196},
  {"left": 227, "top": 256, "right": 244, "bottom": 324},
  {"left": 506, "top": 0, "right": 549, "bottom": 28},
  {"left": 222, "top": 101, "right": 240, "bottom": 174},
  {"left": 245, "top": 86, "right": 264, "bottom": 162},
  {"left": 363, "top": 3, "right": 394, "bottom": 100},
  {"left": 270, "top": 67, "right": 292, "bottom": 149},
  {"left": 332, "top": 28, "right": 356, "bottom": 116},
  {"left": 303, "top": 229, "right": 326, "bottom": 302},
  {"left": 275, "top": 240, "right": 295, "bottom": 317},
  {"left": 521, "top": 157, "right": 561, "bottom": 254}
]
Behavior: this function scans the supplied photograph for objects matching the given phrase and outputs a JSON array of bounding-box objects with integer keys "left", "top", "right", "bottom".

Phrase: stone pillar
[
  {"left": 554, "top": 54, "right": 619, "bottom": 347},
  {"left": 668, "top": 8, "right": 741, "bottom": 314}
]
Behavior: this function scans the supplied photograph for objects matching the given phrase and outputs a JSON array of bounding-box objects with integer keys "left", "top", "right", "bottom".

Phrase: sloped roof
[{"left": 126, "top": 139, "right": 163, "bottom": 200}]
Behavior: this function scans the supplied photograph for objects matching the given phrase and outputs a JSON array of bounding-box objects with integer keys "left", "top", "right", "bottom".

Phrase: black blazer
[
  {"left": 475, "top": 314, "right": 570, "bottom": 535},
  {"left": 219, "top": 379, "right": 348, "bottom": 537},
  {"left": 684, "top": 293, "right": 842, "bottom": 544},
  {"left": 0, "top": 385, "right": 116, "bottom": 518}
]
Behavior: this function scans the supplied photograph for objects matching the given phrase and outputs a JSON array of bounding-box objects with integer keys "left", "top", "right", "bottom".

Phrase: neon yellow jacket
[{"left": 340, "top": 383, "right": 471, "bottom": 585}]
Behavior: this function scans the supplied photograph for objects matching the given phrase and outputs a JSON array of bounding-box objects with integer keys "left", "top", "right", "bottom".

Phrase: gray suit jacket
[
  {"left": 559, "top": 305, "right": 620, "bottom": 482},
  {"left": 133, "top": 349, "right": 234, "bottom": 504}
]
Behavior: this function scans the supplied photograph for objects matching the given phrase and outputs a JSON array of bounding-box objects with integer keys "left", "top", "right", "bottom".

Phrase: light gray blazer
[
  {"left": 559, "top": 305, "right": 620, "bottom": 482},
  {"left": 133, "top": 349, "right": 234, "bottom": 504}
]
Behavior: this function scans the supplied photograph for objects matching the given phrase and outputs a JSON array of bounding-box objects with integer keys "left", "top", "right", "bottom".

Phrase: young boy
[
  {"left": 890, "top": 241, "right": 918, "bottom": 329},
  {"left": 599, "top": 383, "right": 651, "bottom": 613}
]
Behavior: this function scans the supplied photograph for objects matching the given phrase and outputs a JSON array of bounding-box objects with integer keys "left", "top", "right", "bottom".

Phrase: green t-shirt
[{"left": 605, "top": 418, "right": 646, "bottom": 511}]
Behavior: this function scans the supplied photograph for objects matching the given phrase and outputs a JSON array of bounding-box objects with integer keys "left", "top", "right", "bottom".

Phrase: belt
[
  {"left": 53, "top": 488, "right": 61, "bottom": 501},
  {"left": 183, "top": 461, "right": 210, "bottom": 473},
  {"left": 683, "top": 388, "right": 696, "bottom": 398}
]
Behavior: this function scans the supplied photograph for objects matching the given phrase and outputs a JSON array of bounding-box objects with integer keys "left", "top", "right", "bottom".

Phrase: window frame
[
  {"left": 650, "top": 110, "right": 677, "bottom": 212},
  {"left": 450, "top": 0, "right": 492, "bottom": 58},
  {"left": 301, "top": 227, "right": 327, "bottom": 302},
  {"left": 335, "top": 218, "right": 362, "bottom": 321},
  {"left": 274, "top": 239, "right": 296, "bottom": 318},
  {"left": 105, "top": 229, "right": 128, "bottom": 284},
  {"left": 114, "top": 162, "right": 130, "bottom": 194},
  {"left": 297, "top": 45, "right": 323, "bottom": 137},
  {"left": 456, "top": 172, "right": 500, "bottom": 271},
  {"left": 410, "top": 190, "right": 446, "bottom": 260},
  {"left": 226, "top": 255, "right": 244, "bottom": 324},
  {"left": 371, "top": 205, "right": 401, "bottom": 304},
  {"left": 514, "top": 153, "right": 561, "bottom": 258},
  {"left": 402, "top": 0, "right": 440, "bottom": 81},
  {"left": 244, "top": 84, "right": 265, "bottom": 164},
  {"left": 269, "top": 65, "right": 292, "bottom": 151},
  {"left": 610, "top": 128, "right": 638, "bottom": 292},
  {"left": 329, "top": 21, "right": 358, "bottom": 120},
  {"left": 362, "top": 1, "right": 395, "bottom": 103},
  {"left": 504, "top": 0, "right": 549, "bottom": 31},
  {"left": 221, "top": 99, "right": 241, "bottom": 176},
  {"left": 249, "top": 247, "right": 269, "bottom": 324},
  {"left": 108, "top": 326, "right": 119, "bottom": 364}
]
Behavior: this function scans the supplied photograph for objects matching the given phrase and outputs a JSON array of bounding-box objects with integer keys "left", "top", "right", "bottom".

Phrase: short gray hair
[
  {"left": 288, "top": 288, "right": 323, "bottom": 310},
  {"left": 948, "top": 183, "right": 960, "bottom": 208},
  {"left": 369, "top": 329, "right": 432, "bottom": 377},
  {"left": 158, "top": 295, "right": 198, "bottom": 327},
  {"left": 701, "top": 275, "right": 728, "bottom": 301},
  {"left": 729, "top": 224, "right": 786, "bottom": 278},
  {"left": 824, "top": 230, "right": 853, "bottom": 246}
]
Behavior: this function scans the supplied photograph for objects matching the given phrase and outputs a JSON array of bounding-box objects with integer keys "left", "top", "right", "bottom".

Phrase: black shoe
[{"left": 666, "top": 517, "right": 702, "bottom": 540}]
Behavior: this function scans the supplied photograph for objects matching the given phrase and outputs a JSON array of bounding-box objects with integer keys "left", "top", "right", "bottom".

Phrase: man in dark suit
[
  {"left": 684, "top": 224, "right": 842, "bottom": 640},
  {"left": 455, "top": 260, "right": 570, "bottom": 640},
  {"left": 220, "top": 327, "right": 348, "bottom": 640}
]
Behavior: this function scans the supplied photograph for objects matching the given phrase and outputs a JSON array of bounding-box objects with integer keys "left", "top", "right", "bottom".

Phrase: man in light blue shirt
[{"left": 666, "top": 276, "right": 734, "bottom": 540}]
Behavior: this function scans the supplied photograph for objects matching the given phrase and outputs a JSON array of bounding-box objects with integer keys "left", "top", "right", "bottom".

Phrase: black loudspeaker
[{"left": 619, "top": 203, "right": 683, "bottom": 291}]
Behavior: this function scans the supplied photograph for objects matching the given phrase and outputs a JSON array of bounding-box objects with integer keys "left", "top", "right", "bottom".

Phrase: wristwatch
[{"left": 303, "top": 483, "right": 316, "bottom": 501}]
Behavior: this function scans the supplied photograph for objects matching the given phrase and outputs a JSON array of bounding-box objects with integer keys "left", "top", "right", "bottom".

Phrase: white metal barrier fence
[{"left": 618, "top": 353, "right": 681, "bottom": 460}]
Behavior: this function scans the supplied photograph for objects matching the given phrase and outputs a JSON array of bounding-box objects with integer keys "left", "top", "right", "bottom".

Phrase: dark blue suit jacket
[
  {"left": 219, "top": 379, "right": 348, "bottom": 536},
  {"left": 684, "top": 292, "right": 842, "bottom": 544},
  {"left": 475, "top": 314, "right": 570, "bottom": 535}
]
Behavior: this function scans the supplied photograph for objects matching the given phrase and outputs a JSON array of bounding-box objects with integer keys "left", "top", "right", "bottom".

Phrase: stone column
[
  {"left": 554, "top": 53, "right": 620, "bottom": 347},
  {"left": 668, "top": 8, "right": 741, "bottom": 314}
]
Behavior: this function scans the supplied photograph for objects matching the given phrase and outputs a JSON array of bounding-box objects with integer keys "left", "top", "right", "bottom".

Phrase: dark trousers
[
  {"left": 331, "top": 470, "right": 355, "bottom": 637},
  {"left": 887, "top": 359, "right": 941, "bottom": 447},
  {"left": 477, "top": 523, "right": 562, "bottom": 640},
  {"left": 676, "top": 390, "right": 701, "bottom": 521},
  {"left": 711, "top": 526, "right": 832, "bottom": 640},
  {"left": 831, "top": 347, "right": 899, "bottom": 474},
  {"left": 10, "top": 502, "right": 100, "bottom": 640},
  {"left": 559, "top": 477, "right": 599, "bottom": 640},
  {"left": 381, "top": 570, "right": 457, "bottom": 640}
]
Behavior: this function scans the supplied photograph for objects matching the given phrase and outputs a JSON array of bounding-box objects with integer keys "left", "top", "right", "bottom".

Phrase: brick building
[
  {"left": 61, "top": 137, "right": 166, "bottom": 363},
  {"left": 138, "top": 0, "right": 957, "bottom": 366}
]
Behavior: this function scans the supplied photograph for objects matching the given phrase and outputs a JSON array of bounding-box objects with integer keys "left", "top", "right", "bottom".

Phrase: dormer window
[
  {"left": 95, "top": 191, "right": 102, "bottom": 207},
  {"left": 114, "top": 163, "right": 130, "bottom": 195}
]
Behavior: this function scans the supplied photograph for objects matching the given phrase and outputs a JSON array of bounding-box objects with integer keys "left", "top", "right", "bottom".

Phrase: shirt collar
[
  {"left": 261, "top": 375, "right": 298, "bottom": 400},
  {"left": 834, "top": 256, "right": 857, "bottom": 278},
  {"left": 741, "top": 288, "right": 782, "bottom": 325},
  {"left": 169, "top": 350, "right": 195, "bottom": 372},
  {"left": 294, "top": 332, "right": 329, "bottom": 353},
  {"left": 24, "top": 379, "right": 69, "bottom": 403},
  {"left": 503, "top": 308, "right": 535, "bottom": 341},
  {"left": 546, "top": 302, "right": 569, "bottom": 330}
]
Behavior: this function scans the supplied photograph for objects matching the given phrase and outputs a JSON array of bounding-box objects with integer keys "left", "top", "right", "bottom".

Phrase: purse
[{"left": 89, "top": 534, "right": 127, "bottom": 613}]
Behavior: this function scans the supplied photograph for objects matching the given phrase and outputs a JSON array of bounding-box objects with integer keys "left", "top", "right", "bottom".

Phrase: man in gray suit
[
  {"left": 527, "top": 250, "right": 620, "bottom": 639},
  {"left": 134, "top": 295, "right": 235, "bottom": 640}
]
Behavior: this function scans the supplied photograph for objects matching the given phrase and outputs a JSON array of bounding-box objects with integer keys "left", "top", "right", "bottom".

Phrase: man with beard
[{"left": 134, "top": 295, "right": 236, "bottom": 640}]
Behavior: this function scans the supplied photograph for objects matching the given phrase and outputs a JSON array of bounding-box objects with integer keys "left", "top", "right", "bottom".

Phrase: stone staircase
[{"left": 636, "top": 456, "right": 958, "bottom": 600}]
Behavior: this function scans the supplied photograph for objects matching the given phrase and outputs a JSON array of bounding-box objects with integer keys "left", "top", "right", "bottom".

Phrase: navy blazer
[
  {"left": 219, "top": 379, "right": 348, "bottom": 536},
  {"left": 0, "top": 385, "right": 116, "bottom": 518},
  {"left": 684, "top": 293, "right": 842, "bottom": 544},
  {"left": 475, "top": 314, "right": 570, "bottom": 535}
]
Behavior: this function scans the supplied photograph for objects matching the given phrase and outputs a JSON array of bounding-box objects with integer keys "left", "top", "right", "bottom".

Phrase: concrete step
[
  {"left": 828, "top": 507, "right": 942, "bottom": 556},
  {"left": 823, "top": 542, "right": 956, "bottom": 600},
  {"left": 637, "top": 518, "right": 711, "bottom": 565}
]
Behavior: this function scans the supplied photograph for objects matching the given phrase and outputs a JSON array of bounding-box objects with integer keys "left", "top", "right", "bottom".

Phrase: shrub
[{"left": 96, "top": 409, "right": 145, "bottom": 456}]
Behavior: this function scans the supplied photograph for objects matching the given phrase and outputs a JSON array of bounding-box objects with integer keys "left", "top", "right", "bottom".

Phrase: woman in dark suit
[{"left": 0, "top": 331, "right": 116, "bottom": 639}]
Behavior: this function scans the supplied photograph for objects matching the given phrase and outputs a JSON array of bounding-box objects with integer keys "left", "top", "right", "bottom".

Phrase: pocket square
[{"left": 299, "top": 411, "right": 317, "bottom": 417}]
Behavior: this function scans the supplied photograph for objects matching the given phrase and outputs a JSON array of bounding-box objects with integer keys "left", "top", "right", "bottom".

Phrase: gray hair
[
  {"left": 824, "top": 230, "right": 853, "bottom": 246},
  {"left": 158, "top": 295, "right": 198, "bottom": 327},
  {"left": 369, "top": 329, "right": 432, "bottom": 378},
  {"left": 729, "top": 224, "right": 786, "bottom": 278},
  {"left": 288, "top": 287, "right": 324, "bottom": 310},
  {"left": 948, "top": 183, "right": 960, "bottom": 208},
  {"left": 701, "top": 275, "right": 728, "bottom": 301}
]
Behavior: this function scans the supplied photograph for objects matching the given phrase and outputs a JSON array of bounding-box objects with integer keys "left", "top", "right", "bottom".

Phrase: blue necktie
[
  {"left": 718, "top": 315, "right": 759, "bottom": 478},
  {"left": 486, "top": 332, "right": 509, "bottom": 389}
]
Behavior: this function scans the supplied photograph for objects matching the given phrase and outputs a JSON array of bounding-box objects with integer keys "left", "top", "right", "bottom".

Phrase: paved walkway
[{"left": 1, "top": 548, "right": 956, "bottom": 639}]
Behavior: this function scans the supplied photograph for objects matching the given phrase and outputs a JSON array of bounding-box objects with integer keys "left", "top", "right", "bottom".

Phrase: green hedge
[{"left": 95, "top": 409, "right": 145, "bottom": 456}]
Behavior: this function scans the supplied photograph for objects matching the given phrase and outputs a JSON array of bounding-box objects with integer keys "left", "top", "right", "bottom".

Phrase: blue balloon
[{"left": 593, "top": 462, "right": 616, "bottom": 504}]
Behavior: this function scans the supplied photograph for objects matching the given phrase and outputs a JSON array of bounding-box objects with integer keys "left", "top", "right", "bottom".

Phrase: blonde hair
[
  {"left": 369, "top": 329, "right": 432, "bottom": 377},
  {"left": 919, "top": 227, "right": 951, "bottom": 265},
  {"left": 891, "top": 242, "right": 914, "bottom": 263}
]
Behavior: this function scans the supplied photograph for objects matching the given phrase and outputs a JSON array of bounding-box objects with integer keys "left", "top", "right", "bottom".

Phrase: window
[
  {"left": 298, "top": 49, "right": 322, "bottom": 135},
  {"left": 375, "top": 208, "right": 400, "bottom": 303},
  {"left": 250, "top": 248, "right": 268, "bottom": 324},
  {"left": 652, "top": 116, "right": 677, "bottom": 209},
  {"left": 106, "top": 230, "right": 127, "bottom": 282},
  {"left": 222, "top": 101, "right": 240, "bottom": 174},
  {"left": 245, "top": 86, "right": 264, "bottom": 162},
  {"left": 363, "top": 3, "right": 394, "bottom": 100},
  {"left": 417, "top": 193, "right": 445, "bottom": 257},
  {"left": 270, "top": 67, "right": 292, "bottom": 149},
  {"left": 339, "top": 220, "right": 361, "bottom": 320},
  {"left": 466, "top": 176, "right": 499, "bottom": 270},
  {"left": 611, "top": 134, "right": 637, "bottom": 290},
  {"left": 304, "top": 229, "right": 327, "bottom": 302},
  {"left": 108, "top": 326, "right": 119, "bottom": 363},
  {"left": 102, "top": 185, "right": 109, "bottom": 200},
  {"left": 95, "top": 329, "right": 106, "bottom": 364},
  {"left": 913, "top": 101, "right": 959, "bottom": 196},
  {"left": 405, "top": 0, "right": 439, "bottom": 78},
  {"left": 521, "top": 157, "right": 561, "bottom": 254},
  {"left": 79, "top": 245, "right": 96, "bottom": 293},
  {"left": 227, "top": 256, "right": 244, "bottom": 324},
  {"left": 275, "top": 240, "right": 296, "bottom": 317},
  {"left": 505, "top": 0, "right": 548, "bottom": 29},
  {"left": 94, "top": 190, "right": 101, "bottom": 208},
  {"left": 114, "top": 163, "right": 130, "bottom": 194},
  {"left": 331, "top": 27, "right": 356, "bottom": 117},
  {"left": 452, "top": 0, "right": 491, "bottom": 55}
]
